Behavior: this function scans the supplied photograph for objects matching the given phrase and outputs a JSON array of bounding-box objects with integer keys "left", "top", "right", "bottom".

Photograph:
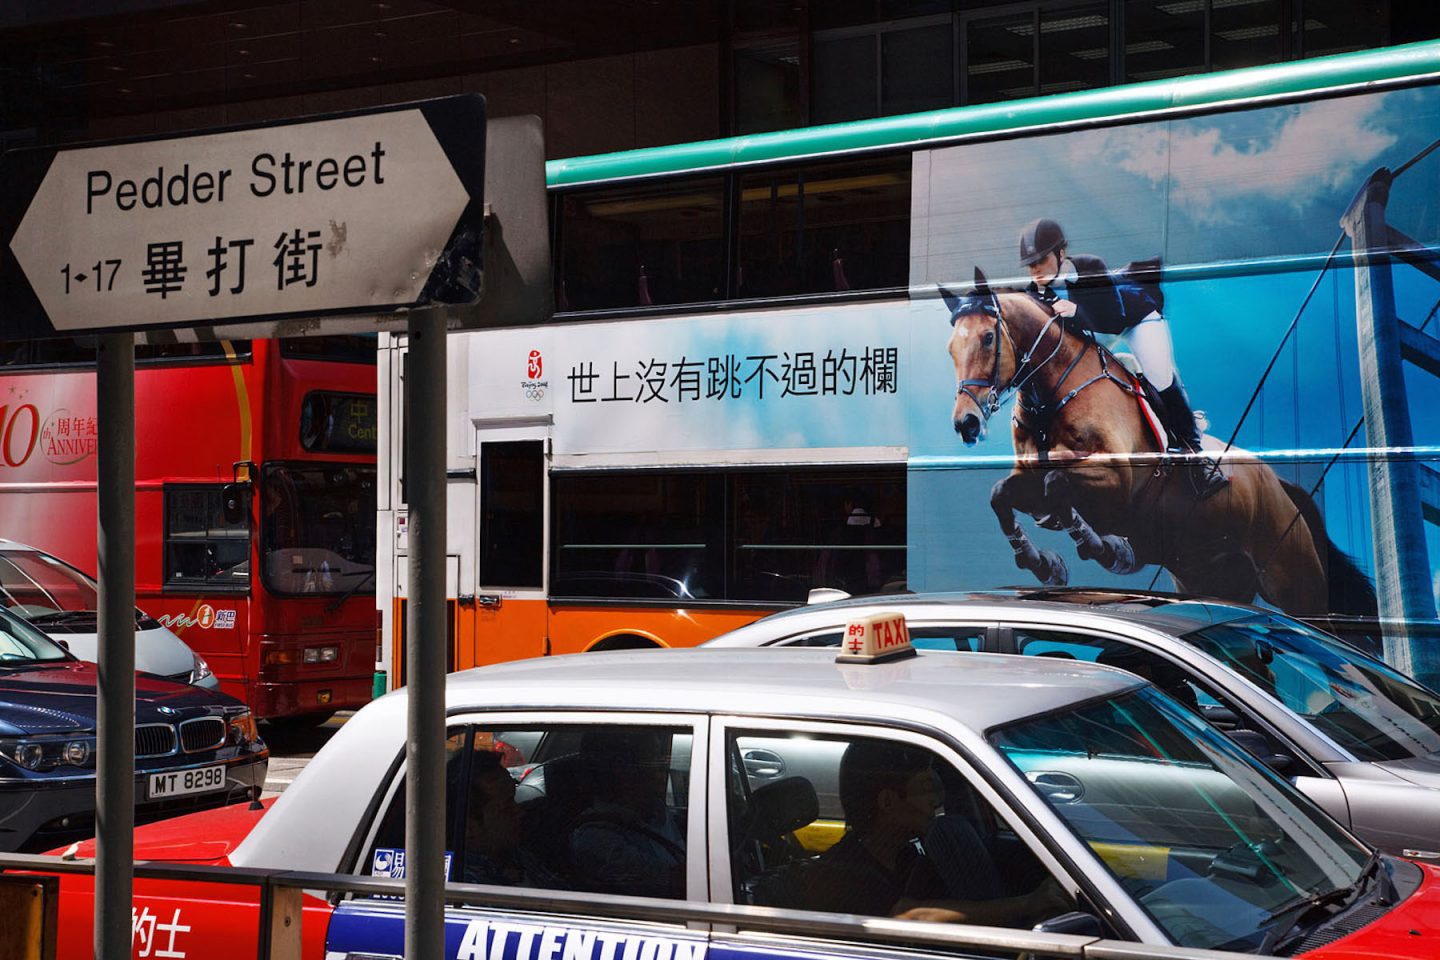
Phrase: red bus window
[
  {"left": 260, "top": 463, "right": 376, "bottom": 597},
  {"left": 164, "top": 485, "right": 250, "bottom": 592},
  {"left": 300, "top": 392, "right": 378, "bottom": 454}
]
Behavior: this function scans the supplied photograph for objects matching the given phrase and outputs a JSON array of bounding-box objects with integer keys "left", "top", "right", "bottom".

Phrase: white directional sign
[{"left": 1, "top": 96, "right": 486, "bottom": 339}]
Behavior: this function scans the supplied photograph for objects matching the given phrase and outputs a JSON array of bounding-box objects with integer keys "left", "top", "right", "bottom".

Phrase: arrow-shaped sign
[{"left": 1, "top": 95, "right": 485, "bottom": 340}]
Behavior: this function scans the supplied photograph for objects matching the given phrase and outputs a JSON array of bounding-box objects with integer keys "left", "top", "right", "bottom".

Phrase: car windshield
[
  {"left": 1182, "top": 615, "right": 1440, "bottom": 762},
  {"left": 991, "top": 688, "right": 1369, "bottom": 952},
  {"left": 0, "top": 606, "right": 72, "bottom": 663},
  {"left": 0, "top": 550, "right": 98, "bottom": 616},
  {"left": 260, "top": 463, "right": 377, "bottom": 596}
]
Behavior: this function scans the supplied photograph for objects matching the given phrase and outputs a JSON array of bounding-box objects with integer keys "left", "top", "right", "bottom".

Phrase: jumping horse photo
[{"left": 943, "top": 268, "right": 1374, "bottom": 617}]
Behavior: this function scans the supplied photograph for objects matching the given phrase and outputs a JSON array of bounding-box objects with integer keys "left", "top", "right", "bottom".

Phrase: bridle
[{"left": 950, "top": 290, "right": 1063, "bottom": 426}]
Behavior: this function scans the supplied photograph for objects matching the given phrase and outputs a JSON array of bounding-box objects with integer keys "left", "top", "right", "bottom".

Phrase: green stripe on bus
[{"left": 545, "top": 39, "right": 1440, "bottom": 188}]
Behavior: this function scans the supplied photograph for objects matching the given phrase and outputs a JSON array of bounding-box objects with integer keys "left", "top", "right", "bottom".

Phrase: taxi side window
[
  {"left": 1012, "top": 628, "right": 1204, "bottom": 711},
  {"left": 792, "top": 627, "right": 985, "bottom": 651},
  {"left": 725, "top": 729, "right": 1069, "bottom": 927},
  {"left": 1011, "top": 628, "right": 1307, "bottom": 773},
  {"left": 362, "top": 723, "right": 692, "bottom": 900}
]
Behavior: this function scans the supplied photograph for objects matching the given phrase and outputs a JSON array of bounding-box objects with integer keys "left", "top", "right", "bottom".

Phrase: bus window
[
  {"left": 732, "top": 469, "right": 905, "bottom": 600},
  {"left": 551, "top": 467, "right": 906, "bottom": 603},
  {"left": 0, "top": 338, "right": 249, "bottom": 368},
  {"left": 552, "top": 473, "right": 722, "bottom": 600},
  {"left": 280, "top": 335, "right": 378, "bottom": 364},
  {"left": 736, "top": 155, "right": 910, "bottom": 299},
  {"left": 260, "top": 464, "right": 377, "bottom": 597},
  {"left": 300, "top": 392, "right": 378, "bottom": 454},
  {"left": 480, "top": 440, "right": 544, "bottom": 589},
  {"left": 555, "top": 177, "right": 725, "bottom": 312},
  {"left": 164, "top": 485, "right": 251, "bottom": 592}
]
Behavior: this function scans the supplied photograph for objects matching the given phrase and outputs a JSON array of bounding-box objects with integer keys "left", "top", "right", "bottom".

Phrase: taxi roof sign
[{"left": 836, "top": 611, "right": 915, "bottom": 664}]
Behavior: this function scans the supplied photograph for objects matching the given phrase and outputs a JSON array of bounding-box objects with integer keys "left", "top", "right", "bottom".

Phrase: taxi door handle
[{"left": 743, "top": 749, "right": 785, "bottom": 779}]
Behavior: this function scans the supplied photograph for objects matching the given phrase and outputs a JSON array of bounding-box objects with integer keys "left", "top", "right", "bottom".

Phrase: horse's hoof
[
  {"left": 1040, "top": 551, "right": 1069, "bottom": 586},
  {"left": 1100, "top": 535, "right": 1141, "bottom": 575}
]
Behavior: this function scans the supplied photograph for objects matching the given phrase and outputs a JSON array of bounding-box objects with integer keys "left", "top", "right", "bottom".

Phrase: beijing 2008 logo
[{"left": 522, "top": 349, "right": 547, "bottom": 402}]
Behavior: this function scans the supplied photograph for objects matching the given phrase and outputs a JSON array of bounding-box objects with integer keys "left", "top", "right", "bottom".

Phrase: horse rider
[{"left": 1018, "top": 217, "right": 1227, "bottom": 499}]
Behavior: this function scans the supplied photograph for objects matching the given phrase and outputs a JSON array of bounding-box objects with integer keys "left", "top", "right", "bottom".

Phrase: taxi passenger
[
  {"left": 567, "top": 729, "right": 686, "bottom": 898},
  {"left": 461, "top": 750, "right": 562, "bottom": 887},
  {"left": 792, "top": 740, "right": 1071, "bottom": 926}
]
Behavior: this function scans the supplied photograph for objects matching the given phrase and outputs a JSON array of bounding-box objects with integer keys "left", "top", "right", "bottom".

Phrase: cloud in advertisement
[{"left": 1069, "top": 95, "right": 1398, "bottom": 225}]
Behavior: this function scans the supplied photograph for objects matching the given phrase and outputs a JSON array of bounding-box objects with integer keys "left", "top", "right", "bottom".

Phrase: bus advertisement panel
[
  {"left": 0, "top": 338, "right": 378, "bottom": 720},
  {"left": 379, "top": 45, "right": 1440, "bottom": 689}
]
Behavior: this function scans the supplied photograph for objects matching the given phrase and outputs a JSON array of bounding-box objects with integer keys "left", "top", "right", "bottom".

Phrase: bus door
[{"left": 464, "top": 420, "right": 549, "bottom": 668}]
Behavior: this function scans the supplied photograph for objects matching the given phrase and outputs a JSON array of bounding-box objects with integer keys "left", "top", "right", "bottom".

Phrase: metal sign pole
[
  {"left": 95, "top": 331, "right": 136, "bottom": 960},
  {"left": 404, "top": 313, "right": 447, "bottom": 958}
]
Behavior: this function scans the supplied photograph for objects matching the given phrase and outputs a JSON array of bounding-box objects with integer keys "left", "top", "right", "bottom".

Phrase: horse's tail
[{"left": 1279, "top": 479, "right": 1378, "bottom": 617}]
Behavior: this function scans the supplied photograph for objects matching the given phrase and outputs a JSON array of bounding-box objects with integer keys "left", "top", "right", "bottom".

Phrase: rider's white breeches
[{"left": 1129, "top": 312, "right": 1177, "bottom": 390}]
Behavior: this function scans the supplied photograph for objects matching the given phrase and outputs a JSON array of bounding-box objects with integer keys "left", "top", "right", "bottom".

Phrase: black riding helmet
[{"left": 1019, "top": 217, "right": 1067, "bottom": 266}]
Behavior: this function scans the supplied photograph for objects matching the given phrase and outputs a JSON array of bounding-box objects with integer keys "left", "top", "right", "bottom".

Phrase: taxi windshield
[
  {"left": 1182, "top": 615, "right": 1440, "bottom": 762},
  {"left": 990, "top": 688, "right": 1369, "bottom": 952},
  {"left": 260, "top": 463, "right": 377, "bottom": 596}
]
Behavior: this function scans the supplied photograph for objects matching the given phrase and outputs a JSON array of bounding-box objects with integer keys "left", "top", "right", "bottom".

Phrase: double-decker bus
[
  {"left": 0, "top": 336, "right": 377, "bottom": 722},
  {"left": 378, "top": 40, "right": 1440, "bottom": 689}
]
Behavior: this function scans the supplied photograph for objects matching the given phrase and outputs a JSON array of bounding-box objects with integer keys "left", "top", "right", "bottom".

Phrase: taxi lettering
[{"left": 455, "top": 920, "right": 706, "bottom": 960}]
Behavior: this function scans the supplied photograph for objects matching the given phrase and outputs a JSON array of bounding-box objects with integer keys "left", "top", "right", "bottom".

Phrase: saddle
[{"left": 1128, "top": 370, "right": 1171, "bottom": 452}]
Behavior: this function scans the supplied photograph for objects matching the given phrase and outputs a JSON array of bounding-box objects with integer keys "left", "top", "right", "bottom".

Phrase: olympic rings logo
[{"left": 523, "top": 382, "right": 547, "bottom": 402}]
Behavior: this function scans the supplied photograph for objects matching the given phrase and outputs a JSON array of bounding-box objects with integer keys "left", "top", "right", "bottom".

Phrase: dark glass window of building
[
  {"left": 812, "top": 33, "right": 880, "bottom": 124},
  {"left": 555, "top": 178, "right": 725, "bottom": 312},
  {"left": 883, "top": 23, "right": 956, "bottom": 115},
  {"left": 1040, "top": 3, "right": 1110, "bottom": 95},
  {"left": 1125, "top": 0, "right": 1206, "bottom": 82},
  {"left": 966, "top": 11, "right": 1036, "bottom": 105},
  {"left": 1212, "top": 0, "right": 1285, "bottom": 70},
  {"left": 1302, "top": 1, "right": 1387, "bottom": 58},
  {"left": 735, "top": 155, "right": 911, "bottom": 299},
  {"left": 734, "top": 38, "right": 805, "bottom": 135}
]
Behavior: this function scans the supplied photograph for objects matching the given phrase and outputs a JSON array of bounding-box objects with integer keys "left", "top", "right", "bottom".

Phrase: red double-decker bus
[{"left": 0, "top": 336, "right": 377, "bottom": 722}]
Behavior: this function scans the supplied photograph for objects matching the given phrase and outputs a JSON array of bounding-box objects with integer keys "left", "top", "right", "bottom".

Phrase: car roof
[
  {"left": 440, "top": 646, "right": 1144, "bottom": 727},
  {"left": 703, "top": 590, "right": 1263, "bottom": 645}
]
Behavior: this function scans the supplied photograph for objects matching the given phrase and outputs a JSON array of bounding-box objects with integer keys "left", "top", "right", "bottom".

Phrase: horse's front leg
[
  {"left": 1042, "top": 470, "right": 1141, "bottom": 576},
  {"left": 991, "top": 471, "right": 1068, "bottom": 586}
]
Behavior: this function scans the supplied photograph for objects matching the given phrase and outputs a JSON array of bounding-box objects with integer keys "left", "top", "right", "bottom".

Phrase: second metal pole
[
  {"left": 404, "top": 314, "right": 448, "bottom": 958},
  {"left": 96, "top": 331, "right": 136, "bottom": 960}
]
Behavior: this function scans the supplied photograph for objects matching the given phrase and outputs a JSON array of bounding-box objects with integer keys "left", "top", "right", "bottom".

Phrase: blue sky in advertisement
[
  {"left": 546, "top": 302, "right": 909, "bottom": 456},
  {"left": 913, "top": 86, "right": 1440, "bottom": 288}
]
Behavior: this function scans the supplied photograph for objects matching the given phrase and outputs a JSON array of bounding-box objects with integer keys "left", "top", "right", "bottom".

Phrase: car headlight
[
  {"left": 226, "top": 710, "right": 258, "bottom": 746},
  {"left": 0, "top": 735, "right": 97, "bottom": 771},
  {"left": 190, "top": 651, "right": 213, "bottom": 685}
]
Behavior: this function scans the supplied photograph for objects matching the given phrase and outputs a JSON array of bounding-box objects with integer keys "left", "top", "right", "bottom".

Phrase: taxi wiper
[
  {"left": 1256, "top": 850, "right": 1394, "bottom": 955},
  {"left": 1256, "top": 886, "right": 1354, "bottom": 955},
  {"left": 1354, "top": 848, "right": 1399, "bottom": 905},
  {"left": 24, "top": 610, "right": 97, "bottom": 623}
]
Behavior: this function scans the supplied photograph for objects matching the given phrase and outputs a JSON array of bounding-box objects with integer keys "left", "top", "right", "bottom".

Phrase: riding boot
[{"left": 1159, "top": 381, "right": 1228, "bottom": 499}]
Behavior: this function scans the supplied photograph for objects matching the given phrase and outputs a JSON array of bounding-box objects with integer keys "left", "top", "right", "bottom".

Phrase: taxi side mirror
[
  {"left": 222, "top": 482, "right": 252, "bottom": 526},
  {"left": 1226, "top": 729, "right": 1294, "bottom": 774},
  {"left": 1032, "top": 910, "right": 1103, "bottom": 937}
]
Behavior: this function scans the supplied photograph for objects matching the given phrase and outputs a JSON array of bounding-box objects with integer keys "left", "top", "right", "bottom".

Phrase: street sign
[{"left": 0, "top": 96, "right": 486, "bottom": 341}]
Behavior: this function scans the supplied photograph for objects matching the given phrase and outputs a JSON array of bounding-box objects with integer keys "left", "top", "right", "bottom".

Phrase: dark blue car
[{"left": 0, "top": 605, "right": 267, "bottom": 852}]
